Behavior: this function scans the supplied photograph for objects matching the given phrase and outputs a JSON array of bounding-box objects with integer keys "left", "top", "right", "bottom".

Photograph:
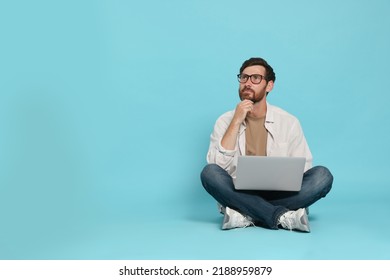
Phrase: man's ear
[{"left": 266, "top": 80, "right": 274, "bottom": 93}]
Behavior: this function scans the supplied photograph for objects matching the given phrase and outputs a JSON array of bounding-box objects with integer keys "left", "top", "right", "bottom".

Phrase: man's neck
[{"left": 248, "top": 98, "right": 267, "bottom": 118}]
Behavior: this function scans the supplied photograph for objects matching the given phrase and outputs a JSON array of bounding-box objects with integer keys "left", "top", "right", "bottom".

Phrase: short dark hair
[{"left": 239, "top": 57, "right": 276, "bottom": 82}]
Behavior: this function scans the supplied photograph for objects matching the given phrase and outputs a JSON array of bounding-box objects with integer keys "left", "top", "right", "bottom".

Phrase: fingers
[
  {"left": 233, "top": 100, "right": 254, "bottom": 124},
  {"left": 239, "top": 100, "right": 254, "bottom": 112}
]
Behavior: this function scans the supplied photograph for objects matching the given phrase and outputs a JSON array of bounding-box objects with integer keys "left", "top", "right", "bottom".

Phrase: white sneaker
[
  {"left": 279, "top": 208, "right": 310, "bottom": 232},
  {"left": 222, "top": 207, "right": 254, "bottom": 230}
]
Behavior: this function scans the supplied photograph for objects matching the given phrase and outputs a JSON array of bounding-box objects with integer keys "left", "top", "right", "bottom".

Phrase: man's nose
[
  {"left": 244, "top": 80, "right": 252, "bottom": 87},
  {"left": 244, "top": 78, "right": 254, "bottom": 86}
]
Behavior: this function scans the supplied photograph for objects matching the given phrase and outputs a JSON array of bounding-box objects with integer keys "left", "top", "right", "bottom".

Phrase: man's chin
[{"left": 240, "top": 93, "right": 253, "bottom": 101}]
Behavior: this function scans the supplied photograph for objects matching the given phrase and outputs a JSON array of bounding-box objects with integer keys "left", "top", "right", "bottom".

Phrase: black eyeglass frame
[{"left": 237, "top": 74, "right": 265, "bottom": 84}]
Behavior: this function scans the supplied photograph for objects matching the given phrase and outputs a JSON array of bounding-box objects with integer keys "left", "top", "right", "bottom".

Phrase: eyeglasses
[{"left": 237, "top": 73, "right": 265, "bottom": 84}]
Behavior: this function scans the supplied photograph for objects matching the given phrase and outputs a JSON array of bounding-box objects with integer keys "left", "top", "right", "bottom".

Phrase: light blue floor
[{"left": 2, "top": 180, "right": 389, "bottom": 260}]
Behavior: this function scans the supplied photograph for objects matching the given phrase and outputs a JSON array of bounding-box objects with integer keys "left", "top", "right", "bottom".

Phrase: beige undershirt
[{"left": 245, "top": 115, "right": 267, "bottom": 156}]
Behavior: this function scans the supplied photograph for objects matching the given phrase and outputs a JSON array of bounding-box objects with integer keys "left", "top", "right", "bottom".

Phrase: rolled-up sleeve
[{"left": 206, "top": 112, "right": 238, "bottom": 171}]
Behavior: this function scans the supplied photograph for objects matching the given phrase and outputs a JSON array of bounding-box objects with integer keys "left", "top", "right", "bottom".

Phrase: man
[{"left": 200, "top": 57, "right": 333, "bottom": 232}]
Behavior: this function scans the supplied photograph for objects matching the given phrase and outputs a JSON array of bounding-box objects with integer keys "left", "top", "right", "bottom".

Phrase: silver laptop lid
[{"left": 235, "top": 156, "right": 305, "bottom": 191}]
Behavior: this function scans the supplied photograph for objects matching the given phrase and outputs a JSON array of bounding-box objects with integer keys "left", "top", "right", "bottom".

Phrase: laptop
[{"left": 234, "top": 156, "right": 306, "bottom": 191}]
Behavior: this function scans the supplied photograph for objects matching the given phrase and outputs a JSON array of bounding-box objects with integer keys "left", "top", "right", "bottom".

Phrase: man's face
[{"left": 238, "top": 65, "right": 272, "bottom": 103}]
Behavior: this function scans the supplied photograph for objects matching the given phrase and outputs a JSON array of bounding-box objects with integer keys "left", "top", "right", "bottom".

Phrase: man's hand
[{"left": 231, "top": 100, "right": 254, "bottom": 125}]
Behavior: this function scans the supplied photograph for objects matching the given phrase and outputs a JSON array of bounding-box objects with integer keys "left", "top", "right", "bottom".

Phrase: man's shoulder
[
  {"left": 216, "top": 109, "right": 235, "bottom": 121},
  {"left": 267, "top": 103, "right": 299, "bottom": 121},
  {"left": 211, "top": 109, "right": 236, "bottom": 129}
]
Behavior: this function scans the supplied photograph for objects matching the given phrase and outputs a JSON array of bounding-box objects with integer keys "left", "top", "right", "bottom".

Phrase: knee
[
  {"left": 200, "top": 164, "right": 232, "bottom": 192},
  {"left": 311, "top": 166, "right": 334, "bottom": 194},
  {"left": 316, "top": 166, "right": 334, "bottom": 183},
  {"left": 200, "top": 164, "right": 221, "bottom": 182}
]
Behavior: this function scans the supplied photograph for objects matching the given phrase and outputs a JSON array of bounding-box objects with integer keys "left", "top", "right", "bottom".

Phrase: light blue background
[{"left": 0, "top": 0, "right": 389, "bottom": 259}]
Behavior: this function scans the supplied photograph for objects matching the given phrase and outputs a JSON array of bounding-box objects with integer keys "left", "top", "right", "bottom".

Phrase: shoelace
[
  {"left": 223, "top": 208, "right": 256, "bottom": 229},
  {"left": 280, "top": 211, "right": 295, "bottom": 230},
  {"left": 240, "top": 214, "right": 256, "bottom": 228}
]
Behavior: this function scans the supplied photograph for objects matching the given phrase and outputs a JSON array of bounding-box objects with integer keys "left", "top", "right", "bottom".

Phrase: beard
[{"left": 239, "top": 86, "right": 265, "bottom": 103}]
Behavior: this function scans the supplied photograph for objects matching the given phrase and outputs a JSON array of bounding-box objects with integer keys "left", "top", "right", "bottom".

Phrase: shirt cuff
[{"left": 217, "top": 141, "right": 236, "bottom": 157}]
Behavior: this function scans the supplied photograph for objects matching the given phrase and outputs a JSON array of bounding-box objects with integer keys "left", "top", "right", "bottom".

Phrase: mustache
[{"left": 240, "top": 86, "right": 255, "bottom": 94}]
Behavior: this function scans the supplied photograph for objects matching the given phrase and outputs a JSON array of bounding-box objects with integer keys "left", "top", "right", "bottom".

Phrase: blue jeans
[{"left": 200, "top": 164, "right": 333, "bottom": 229}]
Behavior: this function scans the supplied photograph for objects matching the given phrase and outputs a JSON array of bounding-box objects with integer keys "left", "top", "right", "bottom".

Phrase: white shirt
[{"left": 206, "top": 103, "right": 313, "bottom": 179}]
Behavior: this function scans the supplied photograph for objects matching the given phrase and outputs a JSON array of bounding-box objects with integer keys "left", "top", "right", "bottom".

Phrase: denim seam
[{"left": 273, "top": 207, "right": 288, "bottom": 229}]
